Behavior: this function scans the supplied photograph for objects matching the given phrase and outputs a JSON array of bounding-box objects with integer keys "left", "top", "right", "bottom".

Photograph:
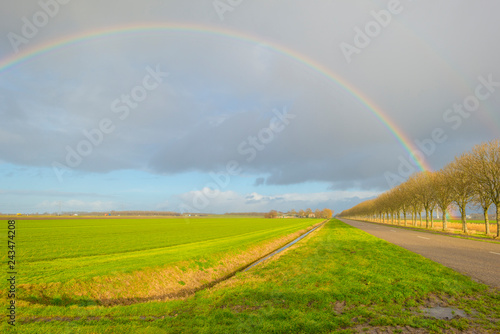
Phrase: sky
[{"left": 0, "top": 0, "right": 499, "bottom": 214}]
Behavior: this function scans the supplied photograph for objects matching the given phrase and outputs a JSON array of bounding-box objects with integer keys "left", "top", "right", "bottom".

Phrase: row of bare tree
[{"left": 339, "top": 140, "right": 500, "bottom": 237}]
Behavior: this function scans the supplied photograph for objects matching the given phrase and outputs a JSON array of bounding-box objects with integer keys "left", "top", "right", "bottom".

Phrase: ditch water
[{"left": 242, "top": 220, "right": 328, "bottom": 272}]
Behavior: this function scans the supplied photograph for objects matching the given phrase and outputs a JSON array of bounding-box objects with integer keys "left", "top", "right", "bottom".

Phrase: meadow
[
  {"left": 5, "top": 219, "right": 499, "bottom": 333},
  {"left": 0, "top": 217, "right": 321, "bottom": 307}
]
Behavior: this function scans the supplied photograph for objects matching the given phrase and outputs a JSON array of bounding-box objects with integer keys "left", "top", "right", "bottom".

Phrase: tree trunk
[
  {"left": 403, "top": 211, "right": 407, "bottom": 226},
  {"left": 430, "top": 209, "right": 434, "bottom": 228},
  {"left": 419, "top": 212, "right": 422, "bottom": 227},
  {"left": 497, "top": 204, "right": 499, "bottom": 238},
  {"left": 425, "top": 209, "right": 429, "bottom": 228},
  {"left": 460, "top": 204, "right": 468, "bottom": 233},
  {"left": 442, "top": 207, "right": 447, "bottom": 230},
  {"left": 483, "top": 205, "right": 490, "bottom": 235}
]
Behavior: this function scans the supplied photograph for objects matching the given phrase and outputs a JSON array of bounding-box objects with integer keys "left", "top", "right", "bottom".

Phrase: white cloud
[
  {"left": 173, "top": 188, "right": 378, "bottom": 214},
  {"left": 36, "top": 200, "right": 115, "bottom": 212}
]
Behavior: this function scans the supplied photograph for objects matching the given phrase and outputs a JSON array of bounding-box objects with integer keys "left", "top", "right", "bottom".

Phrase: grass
[{"left": 5, "top": 219, "right": 499, "bottom": 333}]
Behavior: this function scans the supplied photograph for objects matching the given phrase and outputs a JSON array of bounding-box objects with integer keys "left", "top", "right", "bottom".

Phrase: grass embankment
[
  {"left": 8, "top": 219, "right": 499, "bottom": 333},
  {"left": 0, "top": 217, "right": 320, "bottom": 306}
]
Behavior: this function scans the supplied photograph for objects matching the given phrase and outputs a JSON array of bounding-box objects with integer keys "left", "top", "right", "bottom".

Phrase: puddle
[{"left": 421, "top": 306, "right": 468, "bottom": 320}]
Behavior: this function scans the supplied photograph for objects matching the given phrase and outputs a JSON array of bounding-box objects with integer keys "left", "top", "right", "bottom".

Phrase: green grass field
[
  {"left": 1, "top": 217, "right": 319, "bottom": 283},
  {"left": 2, "top": 219, "right": 499, "bottom": 333},
  {"left": 1, "top": 217, "right": 321, "bottom": 308}
]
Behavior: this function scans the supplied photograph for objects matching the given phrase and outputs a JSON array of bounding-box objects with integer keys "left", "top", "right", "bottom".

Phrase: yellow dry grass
[
  {"left": 362, "top": 219, "right": 498, "bottom": 236},
  {"left": 430, "top": 221, "right": 497, "bottom": 235}
]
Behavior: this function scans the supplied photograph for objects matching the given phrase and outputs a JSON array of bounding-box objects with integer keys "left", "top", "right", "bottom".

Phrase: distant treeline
[
  {"left": 107, "top": 211, "right": 181, "bottom": 216},
  {"left": 265, "top": 208, "right": 333, "bottom": 219},
  {"left": 47, "top": 211, "right": 182, "bottom": 216},
  {"left": 224, "top": 212, "right": 266, "bottom": 216}
]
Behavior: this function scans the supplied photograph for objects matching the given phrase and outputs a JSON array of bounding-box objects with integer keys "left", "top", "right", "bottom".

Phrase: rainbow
[{"left": 0, "top": 22, "right": 431, "bottom": 171}]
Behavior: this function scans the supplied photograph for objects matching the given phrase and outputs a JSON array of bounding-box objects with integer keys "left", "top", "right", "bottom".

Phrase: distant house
[{"left": 308, "top": 213, "right": 315, "bottom": 218}]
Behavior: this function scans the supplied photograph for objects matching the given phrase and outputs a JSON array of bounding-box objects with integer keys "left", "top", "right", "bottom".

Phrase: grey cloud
[{"left": 1, "top": 0, "right": 499, "bottom": 191}]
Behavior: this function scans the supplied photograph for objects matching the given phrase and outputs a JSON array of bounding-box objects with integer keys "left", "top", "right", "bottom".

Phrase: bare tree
[
  {"left": 265, "top": 210, "right": 278, "bottom": 218},
  {"left": 398, "top": 182, "right": 412, "bottom": 226},
  {"left": 433, "top": 168, "right": 454, "bottom": 230},
  {"left": 447, "top": 158, "right": 475, "bottom": 233},
  {"left": 406, "top": 175, "right": 423, "bottom": 226},
  {"left": 466, "top": 140, "right": 500, "bottom": 237},
  {"left": 414, "top": 171, "right": 437, "bottom": 229},
  {"left": 471, "top": 185, "right": 493, "bottom": 235},
  {"left": 320, "top": 208, "right": 333, "bottom": 219},
  {"left": 384, "top": 188, "right": 397, "bottom": 224},
  {"left": 305, "top": 208, "right": 313, "bottom": 217}
]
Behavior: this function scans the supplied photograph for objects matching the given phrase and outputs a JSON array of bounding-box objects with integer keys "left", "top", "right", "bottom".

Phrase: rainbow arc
[{"left": 0, "top": 22, "right": 431, "bottom": 171}]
